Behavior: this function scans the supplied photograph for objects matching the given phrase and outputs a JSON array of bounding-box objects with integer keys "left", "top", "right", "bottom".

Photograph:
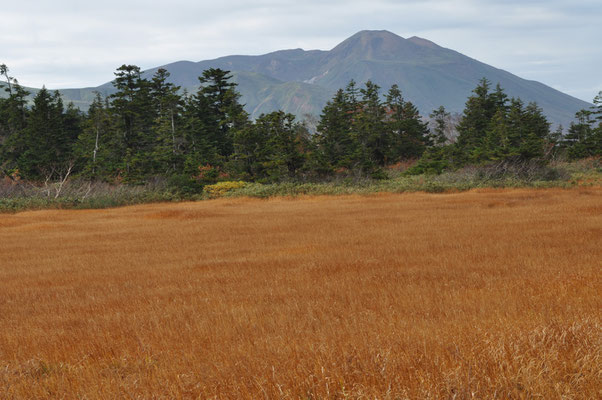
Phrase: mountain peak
[
  {"left": 349, "top": 30, "right": 405, "bottom": 40},
  {"left": 330, "top": 30, "right": 412, "bottom": 61}
]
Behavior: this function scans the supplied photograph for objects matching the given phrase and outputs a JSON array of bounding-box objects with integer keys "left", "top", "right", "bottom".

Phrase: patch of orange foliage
[{"left": 0, "top": 188, "right": 600, "bottom": 398}]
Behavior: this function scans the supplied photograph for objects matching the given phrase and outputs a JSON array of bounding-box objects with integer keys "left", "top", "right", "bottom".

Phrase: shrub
[
  {"left": 474, "top": 159, "right": 570, "bottom": 182},
  {"left": 405, "top": 146, "right": 457, "bottom": 175},
  {"left": 168, "top": 175, "right": 204, "bottom": 195},
  {"left": 204, "top": 181, "right": 248, "bottom": 198},
  {"left": 370, "top": 169, "right": 389, "bottom": 180}
]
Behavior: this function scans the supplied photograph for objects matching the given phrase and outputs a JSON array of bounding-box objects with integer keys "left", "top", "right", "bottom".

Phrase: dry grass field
[{"left": 0, "top": 188, "right": 600, "bottom": 399}]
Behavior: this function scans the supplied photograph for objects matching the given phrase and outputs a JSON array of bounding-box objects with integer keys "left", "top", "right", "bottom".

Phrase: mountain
[{"left": 2, "top": 30, "right": 592, "bottom": 128}]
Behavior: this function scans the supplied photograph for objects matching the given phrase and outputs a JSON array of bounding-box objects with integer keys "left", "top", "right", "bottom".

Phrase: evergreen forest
[{"left": 0, "top": 63, "right": 600, "bottom": 198}]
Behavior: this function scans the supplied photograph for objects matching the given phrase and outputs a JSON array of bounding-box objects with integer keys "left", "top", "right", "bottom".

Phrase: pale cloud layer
[{"left": 2, "top": 0, "right": 600, "bottom": 101}]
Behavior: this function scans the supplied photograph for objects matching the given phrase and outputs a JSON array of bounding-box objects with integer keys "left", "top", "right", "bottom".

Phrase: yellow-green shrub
[{"left": 203, "top": 181, "right": 248, "bottom": 198}]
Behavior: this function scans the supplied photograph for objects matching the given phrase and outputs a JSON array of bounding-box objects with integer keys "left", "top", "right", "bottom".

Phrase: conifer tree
[
  {"left": 184, "top": 68, "right": 247, "bottom": 173},
  {"left": 519, "top": 102, "right": 550, "bottom": 159},
  {"left": 355, "top": 81, "right": 386, "bottom": 169},
  {"left": 344, "top": 80, "right": 360, "bottom": 106},
  {"left": 182, "top": 85, "right": 218, "bottom": 171},
  {"left": 0, "top": 64, "right": 30, "bottom": 172},
  {"left": 109, "top": 64, "right": 155, "bottom": 180},
  {"left": 17, "top": 88, "right": 80, "bottom": 180},
  {"left": 261, "top": 112, "right": 308, "bottom": 180},
  {"left": 504, "top": 98, "right": 526, "bottom": 158},
  {"left": 75, "top": 93, "right": 116, "bottom": 178},
  {"left": 386, "top": 84, "right": 430, "bottom": 161},
  {"left": 592, "top": 91, "right": 602, "bottom": 122},
  {"left": 593, "top": 92, "right": 602, "bottom": 154},
  {"left": 455, "top": 79, "right": 549, "bottom": 163},
  {"left": 456, "top": 78, "right": 496, "bottom": 159},
  {"left": 315, "top": 89, "right": 356, "bottom": 171},
  {"left": 564, "top": 110, "right": 599, "bottom": 159},
  {"left": 591, "top": 91, "right": 602, "bottom": 156},
  {"left": 429, "top": 106, "right": 450, "bottom": 146},
  {"left": 231, "top": 119, "right": 268, "bottom": 180},
  {"left": 197, "top": 68, "right": 247, "bottom": 158},
  {"left": 231, "top": 111, "right": 308, "bottom": 182},
  {"left": 490, "top": 83, "right": 510, "bottom": 114},
  {"left": 150, "top": 68, "right": 183, "bottom": 174},
  {"left": 483, "top": 109, "right": 508, "bottom": 160}
]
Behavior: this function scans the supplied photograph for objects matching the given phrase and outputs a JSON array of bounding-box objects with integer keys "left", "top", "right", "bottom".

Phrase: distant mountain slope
[
  {"left": 101, "top": 66, "right": 333, "bottom": 118},
  {"left": 0, "top": 82, "right": 111, "bottom": 111},
  {"left": 4, "top": 30, "right": 592, "bottom": 127}
]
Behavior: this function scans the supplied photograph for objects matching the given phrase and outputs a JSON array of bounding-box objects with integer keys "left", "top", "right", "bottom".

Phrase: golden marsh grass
[{"left": 0, "top": 188, "right": 600, "bottom": 398}]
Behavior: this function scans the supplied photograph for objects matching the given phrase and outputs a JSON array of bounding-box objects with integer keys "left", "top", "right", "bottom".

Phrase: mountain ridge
[{"left": 2, "top": 30, "right": 592, "bottom": 128}]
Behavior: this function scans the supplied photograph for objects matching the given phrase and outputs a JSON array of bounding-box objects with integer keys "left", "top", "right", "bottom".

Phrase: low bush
[
  {"left": 168, "top": 174, "right": 205, "bottom": 195},
  {"left": 473, "top": 159, "right": 571, "bottom": 182},
  {"left": 0, "top": 178, "right": 179, "bottom": 212},
  {"left": 204, "top": 181, "right": 248, "bottom": 198},
  {"left": 0, "top": 160, "right": 598, "bottom": 212}
]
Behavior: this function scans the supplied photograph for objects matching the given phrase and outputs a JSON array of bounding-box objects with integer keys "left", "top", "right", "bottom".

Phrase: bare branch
[{"left": 54, "top": 162, "right": 74, "bottom": 199}]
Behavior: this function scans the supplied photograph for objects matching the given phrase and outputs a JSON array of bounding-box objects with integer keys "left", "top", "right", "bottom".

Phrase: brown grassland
[{"left": 0, "top": 188, "right": 600, "bottom": 399}]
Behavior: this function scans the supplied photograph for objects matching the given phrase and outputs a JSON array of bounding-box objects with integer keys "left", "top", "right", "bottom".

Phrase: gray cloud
[{"left": 2, "top": 0, "right": 600, "bottom": 101}]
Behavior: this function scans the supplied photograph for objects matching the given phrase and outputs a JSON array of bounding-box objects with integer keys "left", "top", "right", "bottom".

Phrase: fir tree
[
  {"left": 456, "top": 78, "right": 496, "bottom": 154},
  {"left": 231, "top": 119, "right": 268, "bottom": 180},
  {"left": 429, "top": 106, "right": 450, "bottom": 146},
  {"left": 260, "top": 112, "right": 307, "bottom": 180},
  {"left": 74, "top": 93, "right": 116, "bottom": 178},
  {"left": 315, "top": 89, "right": 356, "bottom": 171},
  {"left": 355, "top": 81, "right": 386, "bottom": 169},
  {"left": 0, "top": 64, "right": 30, "bottom": 173},
  {"left": 197, "top": 68, "right": 248, "bottom": 159},
  {"left": 519, "top": 102, "right": 549, "bottom": 159},
  {"left": 150, "top": 68, "right": 183, "bottom": 174},
  {"left": 17, "top": 88, "right": 80, "bottom": 180},
  {"left": 564, "top": 109, "right": 599, "bottom": 159},
  {"left": 592, "top": 91, "right": 602, "bottom": 122},
  {"left": 386, "top": 84, "right": 430, "bottom": 161},
  {"left": 109, "top": 64, "right": 155, "bottom": 180},
  {"left": 183, "top": 68, "right": 248, "bottom": 173}
]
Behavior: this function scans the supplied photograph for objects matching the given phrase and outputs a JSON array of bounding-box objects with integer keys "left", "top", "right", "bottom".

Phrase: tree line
[{"left": 1, "top": 63, "right": 600, "bottom": 190}]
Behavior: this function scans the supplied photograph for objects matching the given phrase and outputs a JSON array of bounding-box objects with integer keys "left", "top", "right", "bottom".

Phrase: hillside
[{"left": 3, "top": 30, "right": 592, "bottom": 127}]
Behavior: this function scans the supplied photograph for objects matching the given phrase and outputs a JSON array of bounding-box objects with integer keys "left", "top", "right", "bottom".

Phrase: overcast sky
[{"left": 2, "top": 0, "right": 600, "bottom": 102}]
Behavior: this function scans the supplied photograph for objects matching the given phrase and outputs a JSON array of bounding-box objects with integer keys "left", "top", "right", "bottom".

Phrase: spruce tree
[
  {"left": 386, "top": 84, "right": 430, "bottom": 162},
  {"left": 504, "top": 98, "right": 526, "bottom": 158},
  {"left": 429, "top": 106, "right": 450, "bottom": 146},
  {"left": 17, "top": 88, "right": 80, "bottom": 180},
  {"left": 0, "top": 65, "right": 30, "bottom": 173},
  {"left": 183, "top": 68, "right": 247, "bottom": 174},
  {"left": 182, "top": 85, "right": 218, "bottom": 172},
  {"left": 260, "top": 112, "right": 307, "bottom": 180},
  {"left": 75, "top": 93, "right": 116, "bottom": 178},
  {"left": 483, "top": 109, "right": 508, "bottom": 160},
  {"left": 231, "top": 119, "right": 268, "bottom": 180},
  {"left": 490, "top": 83, "right": 510, "bottom": 114},
  {"left": 592, "top": 91, "right": 602, "bottom": 122},
  {"left": 564, "top": 110, "right": 599, "bottom": 159},
  {"left": 519, "top": 102, "right": 550, "bottom": 159},
  {"left": 456, "top": 78, "right": 497, "bottom": 160},
  {"left": 593, "top": 92, "right": 602, "bottom": 155},
  {"left": 315, "top": 89, "right": 356, "bottom": 171},
  {"left": 150, "top": 68, "right": 183, "bottom": 174},
  {"left": 197, "top": 68, "right": 247, "bottom": 158},
  {"left": 231, "top": 112, "right": 309, "bottom": 182},
  {"left": 355, "top": 81, "right": 386, "bottom": 169},
  {"left": 109, "top": 64, "right": 155, "bottom": 180}
]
